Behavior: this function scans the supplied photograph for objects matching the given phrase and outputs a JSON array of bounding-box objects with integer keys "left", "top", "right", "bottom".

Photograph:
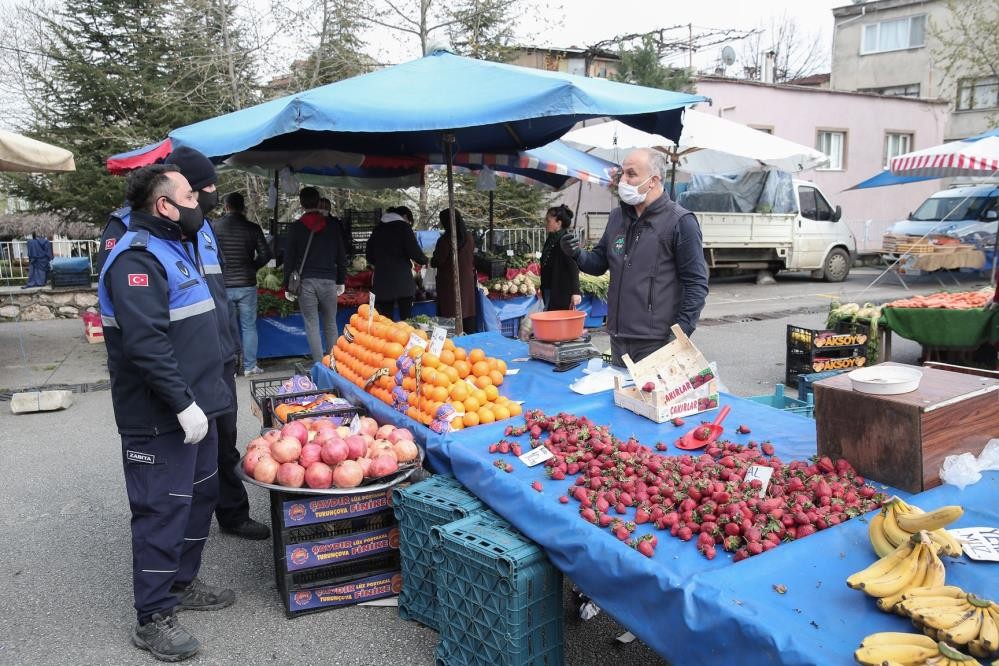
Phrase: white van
[{"left": 886, "top": 184, "right": 999, "bottom": 243}]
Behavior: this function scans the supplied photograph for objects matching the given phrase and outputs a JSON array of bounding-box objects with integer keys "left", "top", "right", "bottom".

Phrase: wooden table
[{"left": 814, "top": 362, "right": 999, "bottom": 493}]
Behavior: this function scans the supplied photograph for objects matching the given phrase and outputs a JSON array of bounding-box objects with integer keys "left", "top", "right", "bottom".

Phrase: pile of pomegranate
[{"left": 243, "top": 416, "right": 419, "bottom": 489}]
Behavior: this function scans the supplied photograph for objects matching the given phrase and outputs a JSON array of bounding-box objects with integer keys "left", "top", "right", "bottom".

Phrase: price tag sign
[
  {"left": 744, "top": 465, "right": 774, "bottom": 498},
  {"left": 404, "top": 332, "right": 427, "bottom": 354},
  {"left": 519, "top": 446, "right": 554, "bottom": 467},
  {"left": 506, "top": 249, "right": 514, "bottom": 257},
  {"left": 367, "top": 292, "right": 376, "bottom": 329},
  {"left": 505, "top": 368, "right": 520, "bottom": 375},
  {"left": 349, "top": 413, "right": 361, "bottom": 435},
  {"left": 428, "top": 326, "right": 447, "bottom": 356},
  {"left": 949, "top": 527, "right": 999, "bottom": 562}
]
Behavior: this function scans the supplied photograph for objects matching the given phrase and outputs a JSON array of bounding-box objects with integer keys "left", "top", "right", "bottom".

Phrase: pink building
[{"left": 692, "top": 77, "right": 949, "bottom": 250}]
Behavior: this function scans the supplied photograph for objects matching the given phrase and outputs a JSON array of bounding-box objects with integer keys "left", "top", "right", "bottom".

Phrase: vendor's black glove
[{"left": 560, "top": 233, "right": 580, "bottom": 258}]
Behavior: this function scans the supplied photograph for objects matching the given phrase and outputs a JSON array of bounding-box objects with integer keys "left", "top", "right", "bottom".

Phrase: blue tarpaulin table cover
[{"left": 311, "top": 332, "right": 998, "bottom": 665}]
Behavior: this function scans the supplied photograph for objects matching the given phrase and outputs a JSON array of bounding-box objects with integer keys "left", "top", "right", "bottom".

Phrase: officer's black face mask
[
  {"left": 197, "top": 189, "right": 219, "bottom": 214},
  {"left": 162, "top": 196, "right": 204, "bottom": 238}
]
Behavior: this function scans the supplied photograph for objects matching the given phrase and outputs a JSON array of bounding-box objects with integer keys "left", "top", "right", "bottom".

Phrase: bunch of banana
[
  {"left": 855, "top": 632, "right": 982, "bottom": 665},
  {"left": 869, "top": 498, "right": 964, "bottom": 558},
  {"left": 847, "top": 532, "right": 947, "bottom": 612},
  {"left": 898, "top": 588, "right": 999, "bottom": 660}
]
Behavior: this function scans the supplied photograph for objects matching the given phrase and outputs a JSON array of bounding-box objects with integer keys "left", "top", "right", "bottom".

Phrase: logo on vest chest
[
  {"left": 176, "top": 261, "right": 190, "bottom": 278},
  {"left": 613, "top": 235, "right": 625, "bottom": 255}
]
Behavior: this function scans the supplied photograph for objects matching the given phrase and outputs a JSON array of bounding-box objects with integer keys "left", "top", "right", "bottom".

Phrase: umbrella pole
[
  {"left": 270, "top": 170, "right": 280, "bottom": 257},
  {"left": 488, "top": 190, "right": 494, "bottom": 253},
  {"left": 444, "top": 132, "right": 464, "bottom": 335},
  {"left": 669, "top": 150, "right": 678, "bottom": 199}
]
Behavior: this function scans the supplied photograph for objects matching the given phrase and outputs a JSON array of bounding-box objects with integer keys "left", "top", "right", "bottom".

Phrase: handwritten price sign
[{"left": 949, "top": 527, "right": 999, "bottom": 562}]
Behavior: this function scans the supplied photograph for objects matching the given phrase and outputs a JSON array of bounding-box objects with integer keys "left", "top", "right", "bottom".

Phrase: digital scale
[{"left": 528, "top": 335, "right": 602, "bottom": 370}]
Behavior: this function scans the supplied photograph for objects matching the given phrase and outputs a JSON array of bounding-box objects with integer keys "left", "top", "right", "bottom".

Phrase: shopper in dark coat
[
  {"left": 431, "top": 208, "right": 477, "bottom": 333},
  {"left": 365, "top": 211, "right": 428, "bottom": 321},
  {"left": 539, "top": 204, "right": 581, "bottom": 311}
]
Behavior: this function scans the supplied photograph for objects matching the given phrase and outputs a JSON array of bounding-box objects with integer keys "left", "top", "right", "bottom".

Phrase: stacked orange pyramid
[{"left": 325, "top": 305, "right": 522, "bottom": 432}]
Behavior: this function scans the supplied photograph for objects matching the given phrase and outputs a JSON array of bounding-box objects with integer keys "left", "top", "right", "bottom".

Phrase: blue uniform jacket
[{"left": 99, "top": 211, "right": 230, "bottom": 437}]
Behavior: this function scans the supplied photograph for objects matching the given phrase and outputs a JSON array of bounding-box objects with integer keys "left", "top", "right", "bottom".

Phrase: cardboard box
[
  {"left": 280, "top": 488, "right": 395, "bottom": 528},
  {"left": 286, "top": 525, "right": 400, "bottom": 572},
  {"left": 288, "top": 569, "right": 402, "bottom": 613},
  {"left": 613, "top": 324, "right": 719, "bottom": 422}
]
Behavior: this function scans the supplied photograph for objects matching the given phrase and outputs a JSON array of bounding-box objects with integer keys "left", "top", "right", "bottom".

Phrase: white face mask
[{"left": 617, "top": 175, "right": 653, "bottom": 206}]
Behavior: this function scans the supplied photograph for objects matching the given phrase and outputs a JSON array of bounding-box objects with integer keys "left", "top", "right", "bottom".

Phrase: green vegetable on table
[{"left": 826, "top": 301, "right": 884, "bottom": 363}]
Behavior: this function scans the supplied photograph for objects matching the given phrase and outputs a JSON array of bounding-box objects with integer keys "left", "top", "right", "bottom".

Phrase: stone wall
[{"left": 0, "top": 288, "right": 99, "bottom": 321}]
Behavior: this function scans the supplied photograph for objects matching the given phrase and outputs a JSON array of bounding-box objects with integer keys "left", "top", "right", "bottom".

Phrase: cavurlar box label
[
  {"left": 286, "top": 526, "right": 400, "bottom": 571},
  {"left": 289, "top": 571, "right": 403, "bottom": 611},
  {"left": 282, "top": 488, "right": 394, "bottom": 527}
]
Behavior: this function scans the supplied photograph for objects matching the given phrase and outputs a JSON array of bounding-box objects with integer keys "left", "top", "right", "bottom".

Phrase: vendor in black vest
[{"left": 561, "top": 148, "right": 709, "bottom": 366}]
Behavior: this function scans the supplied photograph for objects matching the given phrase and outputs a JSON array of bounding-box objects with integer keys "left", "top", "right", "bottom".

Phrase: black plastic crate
[
  {"left": 474, "top": 254, "right": 507, "bottom": 279},
  {"left": 249, "top": 377, "right": 288, "bottom": 427},
  {"left": 786, "top": 347, "right": 867, "bottom": 387},
  {"left": 267, "top": 391, "right": 362, "bottom": 427},
  {"left": 787, "top": 323, "right": 870, "bottom": 354}
]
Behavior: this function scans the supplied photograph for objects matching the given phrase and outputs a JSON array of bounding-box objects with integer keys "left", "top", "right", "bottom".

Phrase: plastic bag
[
  {"left": 976, "top": 439, "right": 999, "bottom": 471},
  {"left": 939, "top": 453, "right": 982, "bottom": 490}
]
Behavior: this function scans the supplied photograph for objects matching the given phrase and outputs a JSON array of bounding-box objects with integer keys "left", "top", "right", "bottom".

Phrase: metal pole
[
  {"left": 270, "top": 170, "right": 280, "bottom": 260},
  {"left": 488, "top": 190, "right": 494, "bottom": 253},
  {"left": 444, "top": 132, "right": 464, "bottom": 335},
  {"left": 669, "top": 160, "right": 677, "bottom": 199}
]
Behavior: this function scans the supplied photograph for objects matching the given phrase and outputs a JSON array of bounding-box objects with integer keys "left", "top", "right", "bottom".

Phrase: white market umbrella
[
  {"left": 0, "top": 130, "right": 75, "bottom": 173},
  {"left": 564, "top": 111, "right": 828, "bottom": 192},
  {"left": 889, "top": 127, "right": 999, "bottom": 177}
]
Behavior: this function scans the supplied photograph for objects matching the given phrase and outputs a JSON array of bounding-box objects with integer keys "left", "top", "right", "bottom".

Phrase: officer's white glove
[
  {"left": 987, "top": 300, "right": 998, "bottom": 311},
  {"left": 284, "top": 291, "right": 297, "bottom": 302},
  {"left": 177, "top": 402, "right": 209, "bottom": 444},
  {"left": 336, "top": 284, "right": 346, "bottom": 296}
]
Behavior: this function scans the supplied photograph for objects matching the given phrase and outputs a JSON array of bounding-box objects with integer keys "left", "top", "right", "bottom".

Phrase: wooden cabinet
[{"left": 814, "top": 363, "right": 999, "bottom": 493}]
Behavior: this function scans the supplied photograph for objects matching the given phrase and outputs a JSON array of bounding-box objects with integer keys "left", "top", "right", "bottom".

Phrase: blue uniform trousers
[{"left": 122, "top": 422, "right": 219, "bottom": 623}]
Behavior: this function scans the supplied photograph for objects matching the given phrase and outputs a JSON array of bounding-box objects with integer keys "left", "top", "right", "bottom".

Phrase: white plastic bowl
[{"left": 847, "top": 366, "right": 923, "bottom": 395}]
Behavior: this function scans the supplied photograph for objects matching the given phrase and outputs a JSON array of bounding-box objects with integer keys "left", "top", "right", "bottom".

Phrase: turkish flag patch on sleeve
[
  {"left": 128, "top": 273, "right": 149, "bottom": 287},
  {"left": 104, "top": 238, "right": 116, "bottom": 251}
]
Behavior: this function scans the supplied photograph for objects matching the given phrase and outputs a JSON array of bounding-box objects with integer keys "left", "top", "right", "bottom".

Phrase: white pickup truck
[{"left": 583, "top": 179, "right": 857, "bottom": 282}]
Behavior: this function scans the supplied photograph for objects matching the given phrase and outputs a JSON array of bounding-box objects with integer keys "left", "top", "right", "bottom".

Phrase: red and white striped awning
[{"left": 889, "top": 129, "right": 999, "bottom": 178}]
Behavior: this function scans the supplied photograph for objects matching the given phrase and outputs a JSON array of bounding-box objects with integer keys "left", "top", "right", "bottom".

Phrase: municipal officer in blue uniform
[
  {"left": 97, "top": 148, "right": 269, "bottom": 541},
  {"left": 100, "top": 164, "right": 235, "bottom": 662}
]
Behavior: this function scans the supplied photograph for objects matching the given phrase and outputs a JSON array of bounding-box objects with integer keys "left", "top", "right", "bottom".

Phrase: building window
[
  {"left": 861, "top": 15, "right": 926, "bottom": 54},
  {"left": 884, "top": 132, "right": 913, "bottom": 167},
  {"left": 956, "top": 76, "right": 999, "bottom": 111},
  {"left": 751, "top": 126, "right": 774, "bottom": 134},
  {"left": 858, "top": 83, "right": 920, "bottom": 98},
  {"left": 816, "top": 131, "right": 846, "bottom": 171}
]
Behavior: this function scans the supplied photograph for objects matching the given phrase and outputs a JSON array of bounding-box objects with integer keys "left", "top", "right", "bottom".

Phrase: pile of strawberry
[{"left": 493, "top": 409, "right": 888, "bottom": 561}]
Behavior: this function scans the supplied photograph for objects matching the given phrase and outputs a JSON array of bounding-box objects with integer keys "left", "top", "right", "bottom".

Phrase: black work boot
[
  {"left": 219, "top": 518, "right": 270, "bottom": 540},
  {"left": 131, "top": 612, "right": 199, "bottom": 662},
  {"left": 173, "top": 577, "right": 236, "bottom": 612}
]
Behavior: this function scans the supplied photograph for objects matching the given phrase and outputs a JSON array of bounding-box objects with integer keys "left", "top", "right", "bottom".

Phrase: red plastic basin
[{"left": 529, "top": 310, "right": 586, "bottom": 342}]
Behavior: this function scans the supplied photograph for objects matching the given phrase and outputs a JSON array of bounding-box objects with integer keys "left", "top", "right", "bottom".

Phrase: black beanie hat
[{"left": 164, "top": 146, "right": 217, "bottom": 191}]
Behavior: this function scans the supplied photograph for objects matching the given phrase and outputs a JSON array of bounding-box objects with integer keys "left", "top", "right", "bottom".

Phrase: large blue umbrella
[
  {"left": 166, "top": 49, "right": 704, "bottom": 160},
  {"left": 133, "top": 49, "right": 705, "bottom": 331}
]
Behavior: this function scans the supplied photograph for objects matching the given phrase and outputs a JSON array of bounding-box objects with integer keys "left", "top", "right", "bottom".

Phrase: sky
[{"left": 0, "top": 0, "right": 851, "bottom": 131}]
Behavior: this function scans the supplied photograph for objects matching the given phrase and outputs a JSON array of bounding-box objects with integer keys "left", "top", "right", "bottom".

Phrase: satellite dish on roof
[{"left": 721, "top": 46, "right": 736, "bottom": 66}]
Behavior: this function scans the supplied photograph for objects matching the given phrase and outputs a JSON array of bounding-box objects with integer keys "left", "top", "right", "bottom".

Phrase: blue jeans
[{"left": 227, "top": 286, "right": 259, "bottom": 371}]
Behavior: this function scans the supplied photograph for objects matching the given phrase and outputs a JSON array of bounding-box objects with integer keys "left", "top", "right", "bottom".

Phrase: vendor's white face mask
[{"left": 618, "top": 175, "right": 653, "bottom": 206}]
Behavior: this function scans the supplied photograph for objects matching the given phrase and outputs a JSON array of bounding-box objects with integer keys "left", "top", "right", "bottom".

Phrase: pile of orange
[{"left": 327, "top": 304, "right": 522, "bottom": 430}]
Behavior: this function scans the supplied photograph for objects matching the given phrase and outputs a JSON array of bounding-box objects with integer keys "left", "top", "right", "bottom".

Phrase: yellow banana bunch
[
  {"left": 855, "top": 632, "right": 983, "bottom": 665},
  {"left": 871, "top": 499, "right": 964, "bottom": 558},
  {"left": 849, "top": 532, "right": 947, "bottom": 612},
  {"left": 899, "top": 589, "right": 999, "bottom": 660}
]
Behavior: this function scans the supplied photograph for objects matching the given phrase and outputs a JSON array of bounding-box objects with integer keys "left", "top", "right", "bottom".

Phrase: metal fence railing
[{"left": 1, "top": 240, "right": 100, "bottom": 284}]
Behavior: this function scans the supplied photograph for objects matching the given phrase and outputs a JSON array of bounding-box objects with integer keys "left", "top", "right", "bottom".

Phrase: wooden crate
[{"left": 814, "top": 363, "right": 999, "bottom": 493}]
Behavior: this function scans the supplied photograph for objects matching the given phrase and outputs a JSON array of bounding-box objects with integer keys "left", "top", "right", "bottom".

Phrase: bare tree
[
  {"left": 931, "top": 0, "right": 999, "bottom": 114},
  {"left": 739, "top": 12, "right": 828, "bottom": 83}
]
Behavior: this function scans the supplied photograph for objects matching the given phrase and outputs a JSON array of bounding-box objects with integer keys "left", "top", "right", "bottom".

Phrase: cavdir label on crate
[
  {"left": 285, "top": 526, "right": 401, "bottom": 571},
  {"left": 289, "top": 571, "right": 402, "bottom": 611},
  {"left": 282, "top": 489, "right": 394, "bottom": 527}
]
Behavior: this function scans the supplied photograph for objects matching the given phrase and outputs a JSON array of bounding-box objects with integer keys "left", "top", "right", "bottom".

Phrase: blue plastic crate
[
  {"left": 796, "top": 370, "right": 848, "bottom": 402},
  {"left": 748, "top": 383, "right": 814, "bottom": 418},
  {"left": 392, "top": 476, "right": 487, "bottom": 630},
  {"left": 431, "top": 514, "right": 563, "bottom": 666},
  {"left": 500, "top": 316, "right": 522, "bottom": 338}
]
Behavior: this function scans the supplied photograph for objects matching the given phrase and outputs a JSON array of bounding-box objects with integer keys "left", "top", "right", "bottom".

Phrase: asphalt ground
[{"left": 0, "top": 266, "right": 989, "bottom": 665}]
